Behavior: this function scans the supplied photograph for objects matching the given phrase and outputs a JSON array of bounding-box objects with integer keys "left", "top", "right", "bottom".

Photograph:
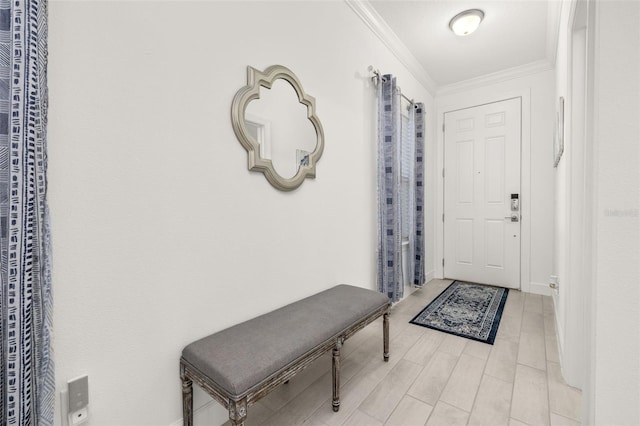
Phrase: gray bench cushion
[{"left": 182, "top": 284, "right": 388, "bottom": 396}]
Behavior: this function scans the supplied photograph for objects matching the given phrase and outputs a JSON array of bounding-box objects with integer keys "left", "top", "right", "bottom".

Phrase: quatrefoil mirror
[{"left": 231, "top": 65, "right": 324, "bottom": 191}]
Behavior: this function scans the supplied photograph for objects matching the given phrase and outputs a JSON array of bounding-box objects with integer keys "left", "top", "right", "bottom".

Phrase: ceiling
[{"left": 366, "top": 0, "right": 560, "bottom": 89}]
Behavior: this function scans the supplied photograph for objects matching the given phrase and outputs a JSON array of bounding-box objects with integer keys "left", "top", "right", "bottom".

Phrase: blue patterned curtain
[
  {"left": 377, "top": 75, "right": 403, "bottom": 302},
  {"left": 409, "top": 103, "right": 425, "bottom": 287},
  {"left": 0, "top": 0, "right": 53, "bottom": 424}
]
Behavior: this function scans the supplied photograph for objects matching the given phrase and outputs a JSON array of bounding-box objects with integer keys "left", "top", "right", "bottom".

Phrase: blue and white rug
[{"left": 409, "top": 281, "right": 509, "bottom": 345}]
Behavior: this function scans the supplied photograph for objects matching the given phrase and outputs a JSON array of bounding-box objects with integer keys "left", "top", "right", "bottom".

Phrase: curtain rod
[{"left": 368, "top": 65, "right": 416, "bottom": 106}]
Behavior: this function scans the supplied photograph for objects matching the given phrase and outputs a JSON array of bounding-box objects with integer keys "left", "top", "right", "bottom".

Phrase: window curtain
[
  {"left": 0, "top": 0, "right": 54, "bottom": 424},
  {"left": 377, "top": 75, "right": 426, "bottom": 302},
  {"left": 377, "top": 75, "right": 403, "bottom": 302},
  {"left": 409, "top": 103, "right": 425, "bottom": 287}
]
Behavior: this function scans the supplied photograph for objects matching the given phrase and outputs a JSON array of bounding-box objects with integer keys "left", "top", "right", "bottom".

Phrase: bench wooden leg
[
  {"left": 332, "top": 339, "right": 342, "bottom": 412},
  {"left": 383, "top": 311, "right": 390, "bottom": 362},
  {"left": 229, "top": 398, "right": 248, "bottom": 426},
  {"left": 180, "top": 364, "right": 193, "bottom": 426}
]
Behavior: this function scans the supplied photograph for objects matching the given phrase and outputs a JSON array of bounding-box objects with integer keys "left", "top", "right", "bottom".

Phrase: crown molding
[
  {"left": 436, "top": 59, "right": 554, "bottom": 96},
  {"left": 546, "top": 0, "right": 562, "bottom": 67},
  {"left": 344, "top": 0, "right": 437, "bottom": 94},
  {"left": 346, "top": 0, "right": 558, "bottom": 97}
]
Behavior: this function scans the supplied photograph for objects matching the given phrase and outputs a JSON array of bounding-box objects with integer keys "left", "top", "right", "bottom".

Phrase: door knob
[{"left": 504, "top": 214, "right": 519, "bottom": 222}]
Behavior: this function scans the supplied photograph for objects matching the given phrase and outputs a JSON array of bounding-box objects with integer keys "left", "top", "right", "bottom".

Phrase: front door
[{"left": 444, "top": 98, "right": 521, "bottom": 289}]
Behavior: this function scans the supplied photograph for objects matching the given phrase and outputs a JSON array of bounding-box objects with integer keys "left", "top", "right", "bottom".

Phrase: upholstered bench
[{"left": 180, "top": 284, "right": 390, "bottom": 426}]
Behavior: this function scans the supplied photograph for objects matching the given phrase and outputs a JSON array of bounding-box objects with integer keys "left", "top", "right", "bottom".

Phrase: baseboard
[
  {"left": 528, "top": 281, "right": 553, "bottom": 296},
  {"left": 553, "top": 297, "right": 566, "bottom": 367},
  {"left": 425, "top": 269, "right": 435, "bottom": 283},
  {"left": 550, "top": 293, "right": 571, "bottom": 381},
  {"left": 170, "top": 399, "right": 226, "bottom": 426}
]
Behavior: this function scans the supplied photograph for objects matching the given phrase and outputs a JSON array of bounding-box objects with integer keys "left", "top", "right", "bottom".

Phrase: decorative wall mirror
[{"left": 231, "top": 65, "right": 324, "bottom": 191}]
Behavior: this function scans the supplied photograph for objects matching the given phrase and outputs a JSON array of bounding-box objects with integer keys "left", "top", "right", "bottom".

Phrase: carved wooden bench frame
[{"left": 180, "top": 304, "right": 390, "bottom": 426}]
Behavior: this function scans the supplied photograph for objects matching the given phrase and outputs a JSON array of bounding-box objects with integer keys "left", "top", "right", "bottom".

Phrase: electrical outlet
[{"left": 70, "top": 407, "right": 88, "bottom": 425}]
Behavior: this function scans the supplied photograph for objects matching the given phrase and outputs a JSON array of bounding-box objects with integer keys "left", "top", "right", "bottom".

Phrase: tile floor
[{"left": 224, "top": 279, "right": 582, "bottom": 426}]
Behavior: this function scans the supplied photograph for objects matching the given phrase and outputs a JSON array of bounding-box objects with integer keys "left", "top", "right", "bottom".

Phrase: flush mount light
[{"left": 449, "top": 9, "right": 485, "bottom": 36}]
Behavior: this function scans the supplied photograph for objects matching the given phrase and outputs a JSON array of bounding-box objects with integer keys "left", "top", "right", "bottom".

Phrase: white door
[{"left": 444, "top": 98, "right": 521, "bottom": 289}]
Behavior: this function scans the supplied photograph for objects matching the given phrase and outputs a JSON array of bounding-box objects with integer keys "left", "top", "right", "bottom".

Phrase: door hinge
[
  {"left": 442, "top": 123, "right": 445, "bottom": 132},
  {"left": 442, "top": 258, "right": 445, "bottom": 267},
  {"left": 442, "top": 213, "right": 444, "bottom": 222},
  {"left": 442, "top": 168, "right": 445, "bottom": 178}
]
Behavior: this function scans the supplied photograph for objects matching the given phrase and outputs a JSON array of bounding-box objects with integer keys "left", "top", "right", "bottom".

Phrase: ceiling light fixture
[{"left": 449, "top": 9, "right": 485, "bottom": 36}]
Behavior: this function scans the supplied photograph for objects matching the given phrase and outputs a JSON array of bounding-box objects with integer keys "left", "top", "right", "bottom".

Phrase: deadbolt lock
[{"left": 511, "top": 193, "right": 520, "bottom": 211}]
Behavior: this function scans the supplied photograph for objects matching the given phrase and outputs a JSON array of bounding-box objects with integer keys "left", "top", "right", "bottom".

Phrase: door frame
[
  {"left": 436, "top": 88, "right": 532, "bottom": 293},
  {"left": 556, "top": 0, "right": 593, "bottom": 392},
  {"left": 442, "top": 98, "right": 523, "bottom": 288}
]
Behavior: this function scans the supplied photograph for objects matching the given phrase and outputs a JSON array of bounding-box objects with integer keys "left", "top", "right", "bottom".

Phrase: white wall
[
  {"left": 434, "top": 70, "right": 556, "bottom": 294},
  {"left": 47, "top": 1, "right": 434, "bottom": 425},
  {"left": 553, "top": 0, "right": 568, "bottom": 340},
  {"left": 552, "top": 0, "right": 575, "bottom": 386},
  {"left": 589, "top": 1, "right": 640, "bottom": 423},
  {"left": 554, "top": 0, "right": 640, "bottom": 423}
]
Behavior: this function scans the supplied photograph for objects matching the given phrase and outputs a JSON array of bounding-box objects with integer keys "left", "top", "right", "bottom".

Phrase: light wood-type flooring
[{"left": 223, "top": 279, "right": 582, "bottom": 426}]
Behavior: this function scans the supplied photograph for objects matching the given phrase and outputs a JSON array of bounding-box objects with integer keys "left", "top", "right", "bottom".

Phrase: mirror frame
[{"left": 231, "top": 65, "right": 324, "bottom": 191}]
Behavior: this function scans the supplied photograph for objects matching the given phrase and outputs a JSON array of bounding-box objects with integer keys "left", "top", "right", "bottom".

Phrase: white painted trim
[
  {"left": 557, "top": 0, "right": 590, "bottom": 391},
  {"left": 170, "top": 400, "right": 218, "bottom": 426},
  {"left": 425, "top": 269, "right": 435, "bottom": 284},
  {"left": 436, "top": 60, "right": 553, "bottom": 96},
  {"left": 439, "top": 1, "right": 560, "bottom": 93},
  {"left": 529, "top": 281, "right": 553, "bottom": 296},
  {"left": 346, "top": 0, "right": 559, "bottom": 97},
  {"left": 553, "top": 292, "right": 567, "bottom": 369},
  {"left": 344, "top": 0, "right": 437, "bottom": 93},
  {"left": 583, "top": 0, "right": 597, "bottom": 422},
  {"left": 436, "top": 88, "right": 532, "bottom": 293},
  {"left": 547, "top": 0, "right": 562, "bottom": 67}
]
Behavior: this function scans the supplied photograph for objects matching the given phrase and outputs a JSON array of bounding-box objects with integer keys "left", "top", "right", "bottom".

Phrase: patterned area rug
[{"left": 409, "top": 281, "right": 509, "bottom": 345}]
